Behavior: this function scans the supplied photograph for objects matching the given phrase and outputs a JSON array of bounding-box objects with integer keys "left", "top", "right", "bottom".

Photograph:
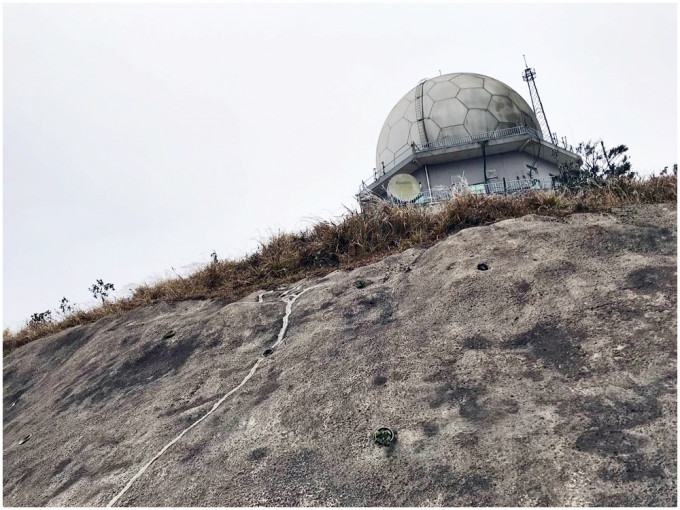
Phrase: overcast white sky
[{"left": 3, "top": 2, "right": 677, "bottom": 330}]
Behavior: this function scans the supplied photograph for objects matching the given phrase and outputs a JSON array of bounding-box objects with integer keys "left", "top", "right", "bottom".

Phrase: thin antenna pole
[{"left": 522, "top": 57, "right": 555, "bottom": 144}]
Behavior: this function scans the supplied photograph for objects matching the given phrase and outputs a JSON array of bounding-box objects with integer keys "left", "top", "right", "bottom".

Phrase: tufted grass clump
[{"left": 3, "top": 175, "right": 676, "bottom": 354}]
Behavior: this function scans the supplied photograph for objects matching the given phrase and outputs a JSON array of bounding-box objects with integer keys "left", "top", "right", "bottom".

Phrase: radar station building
[{"left": 359, "top": 70, "right": 581, "bottom": 204}]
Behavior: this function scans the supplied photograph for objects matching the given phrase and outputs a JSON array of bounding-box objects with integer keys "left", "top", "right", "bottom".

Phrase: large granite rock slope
[{"left": 3, "top": 203, "right": 677, "bottom": 506}]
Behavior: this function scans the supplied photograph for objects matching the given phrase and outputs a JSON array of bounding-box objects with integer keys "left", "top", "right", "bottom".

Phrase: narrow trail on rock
[{"left": 106, "top": 283, "right": 318, "bottom": 507}]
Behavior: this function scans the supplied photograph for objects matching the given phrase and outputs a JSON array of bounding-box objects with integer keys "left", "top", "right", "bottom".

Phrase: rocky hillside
[{"left": 3, "top": 203, "right": 676, "bottom": 506}]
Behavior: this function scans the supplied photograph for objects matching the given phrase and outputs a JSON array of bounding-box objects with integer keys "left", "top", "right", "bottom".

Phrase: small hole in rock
[
  {"left": 18, "top": 434, "right": 31, "bottom": 445},
  {"left": 263, "top": 349, "right": 273, "bottom": 357},
  {"left": 477, "top": 263, "right": 489, "bottom": 271},
  {"left": 353, "top": 279, "right": 372, "bottom": 289},
  {"left": 162, "top": 330, "right": 175, "bottom": 340}
]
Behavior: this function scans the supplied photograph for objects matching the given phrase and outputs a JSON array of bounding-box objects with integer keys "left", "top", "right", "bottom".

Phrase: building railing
[
  {"left": 462, "top": 176, "right": 555, "bottom": 195},
  {"left": 384, "top": 177, "right": 556, "bottom": 207},
  {"left": 386, "top": 188, "right": 452, "bottom": 206},
  {"left": 360, "top": 125, "right": 545, "bottom": 191},
  {"left": 418, "top": 125, "right": 543, "bottom": 152}
]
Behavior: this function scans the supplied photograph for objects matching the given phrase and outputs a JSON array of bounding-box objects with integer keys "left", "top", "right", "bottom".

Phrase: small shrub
[
  {"left": 29, "top": 310, "right": 52, "bottom": 326},
  {"left": 59, "top": 297, "right": 74, "bottom": 316},
  {"left": 89, "top": 280, "right": 115, "bottom": 304},
  {"left": 374, "top": 427, "right": 395, "bottom": 446}
]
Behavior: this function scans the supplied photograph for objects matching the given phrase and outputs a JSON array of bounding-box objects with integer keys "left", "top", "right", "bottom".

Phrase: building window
[{"left": 526, "top": 165, "right": 537, "bottom": 178}]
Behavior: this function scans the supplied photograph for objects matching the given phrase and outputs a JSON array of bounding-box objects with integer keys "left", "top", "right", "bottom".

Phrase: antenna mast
[{"left": 521, "top": 56, "right": 555, "bottom": 144}]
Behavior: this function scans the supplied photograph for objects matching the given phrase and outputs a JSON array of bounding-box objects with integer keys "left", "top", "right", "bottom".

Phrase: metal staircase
[{"left": 414, "top": 80, "right": 429, "bottom": 145}]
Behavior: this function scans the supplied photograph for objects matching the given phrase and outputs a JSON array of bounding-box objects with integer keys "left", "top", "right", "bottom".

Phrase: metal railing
[
  {"left": 368, "top": 145, "right": 414, "bottom": 184},
  {"left": 362, "top": 125, "right": 545, "bottom": 190},
  {"left": 384, "top": 177, "right": 556, "bottom": 207},
  {"left": 386, "top": 188, "right": 452, "bottom": 206},
  {"left": 418, "top": 125, "right": 543, "bottom": 152},
  {"left": 461, "top": 176, "right": 555, "bottom": 195}
]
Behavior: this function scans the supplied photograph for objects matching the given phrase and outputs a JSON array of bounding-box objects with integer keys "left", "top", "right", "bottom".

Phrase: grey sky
[{"left": 3, "top": 2, "right": 677, "bottom": 330}]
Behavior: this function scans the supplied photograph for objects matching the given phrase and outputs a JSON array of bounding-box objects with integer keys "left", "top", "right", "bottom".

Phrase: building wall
[{"left": 409, "top": 151, "right": 561, "bottom": 190}]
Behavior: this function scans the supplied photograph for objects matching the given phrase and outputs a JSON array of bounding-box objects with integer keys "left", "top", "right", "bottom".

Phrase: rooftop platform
[{"left": 360, "top": 126, "right": 581, "bottom": 195}]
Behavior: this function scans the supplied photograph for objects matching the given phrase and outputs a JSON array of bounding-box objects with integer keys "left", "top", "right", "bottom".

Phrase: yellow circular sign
[{"left": 387, "top": 174, "right": 420, "bottom": 202}]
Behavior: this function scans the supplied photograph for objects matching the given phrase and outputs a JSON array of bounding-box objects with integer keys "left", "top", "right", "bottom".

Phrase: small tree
[
  {"left": 89, "top": 279, "right": 115, "bottom": 304},
  {"left": 558, "top": 157, "right": 601, "bottom": 190},
  {"left": 575, "top": 140, "right": 633, "bottom": 179},
  {"left": 599, "top": 141, "right": 633, "bottom": 178},
  {"left": 558, "top": 139, "right": 634, "bottom": 189}
]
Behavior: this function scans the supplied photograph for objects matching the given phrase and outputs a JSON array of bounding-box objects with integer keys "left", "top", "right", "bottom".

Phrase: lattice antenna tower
[{"left": 521, "top": 56, "right": 555, "bottom": 144}]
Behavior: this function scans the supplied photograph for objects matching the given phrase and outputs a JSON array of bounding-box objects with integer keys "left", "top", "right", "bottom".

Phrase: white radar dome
[{"left": 376, "top": 73, "right": 541, "bottom": 170}]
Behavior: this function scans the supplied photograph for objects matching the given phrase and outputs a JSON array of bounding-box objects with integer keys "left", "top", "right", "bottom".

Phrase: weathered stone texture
[{"left": 3, "top": 203, "right": 676, "bottom": 506}]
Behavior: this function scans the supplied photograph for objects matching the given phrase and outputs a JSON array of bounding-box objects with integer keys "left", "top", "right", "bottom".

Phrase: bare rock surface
[{"left": 3, "top": 203, "right": 677, "bottom": 507}]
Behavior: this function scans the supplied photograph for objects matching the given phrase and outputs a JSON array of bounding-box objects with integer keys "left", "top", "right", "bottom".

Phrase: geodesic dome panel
[
  {"left": 464, "top": 109, "right": 498, "bottom": 134},
  {"left": 430, "top": 98, "right": 467, "bottom": 130},
  {"left": 375, "top": 73, "right": 540, "bottom": 170},
  {"left": 457, "top": 88, "right": 492, "bottom": 109}
]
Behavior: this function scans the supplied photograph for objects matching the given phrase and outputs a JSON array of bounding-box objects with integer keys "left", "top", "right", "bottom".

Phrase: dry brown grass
[{"left": 4, "top": 175, "right": 676, "bottom": 354}]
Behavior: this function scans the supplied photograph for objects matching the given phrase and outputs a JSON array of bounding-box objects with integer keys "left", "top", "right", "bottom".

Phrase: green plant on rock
[{"left": 374, "top": 428, "right": 394, "bottom": 446}]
